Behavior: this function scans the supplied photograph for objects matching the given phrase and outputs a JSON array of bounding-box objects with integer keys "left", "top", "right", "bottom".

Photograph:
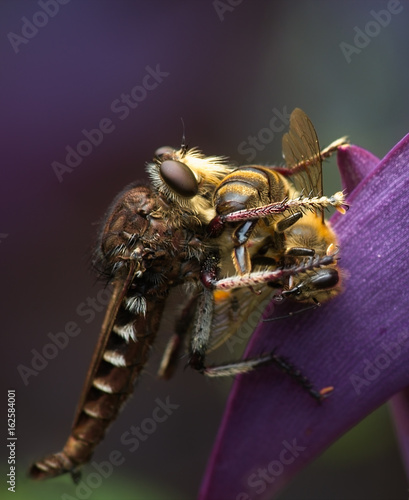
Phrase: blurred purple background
[{"left": 1, "top": 1, "right": 408, "bottom": 499}]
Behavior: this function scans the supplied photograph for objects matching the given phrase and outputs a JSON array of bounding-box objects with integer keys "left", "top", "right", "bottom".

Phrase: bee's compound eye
[
  {"left": 160, "top": 160, "right": 198, "bottom": 198},
  {"left": 154, "top": 146, "right": 175, "bottom": 160}
]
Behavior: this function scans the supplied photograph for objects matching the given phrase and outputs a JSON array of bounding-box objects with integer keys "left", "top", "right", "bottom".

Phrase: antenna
[{"left": 180, "top": 117, "right": 187, "bottom": 155}]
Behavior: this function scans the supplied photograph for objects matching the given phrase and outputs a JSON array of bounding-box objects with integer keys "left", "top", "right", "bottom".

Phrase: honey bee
[
  {"left": 29, "top": 109, "right": 347, "bottom": 481},
  {"left": 209, "top": 108, "right": 347, "bottom": 300},
  {"left": 199, "top": 108, "right": 348, "bottom": 361}
]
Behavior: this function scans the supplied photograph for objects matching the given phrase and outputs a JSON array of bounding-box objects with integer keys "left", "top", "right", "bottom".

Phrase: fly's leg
[
  {"left": 187, "top": 252, "right": 336, "bottom": 401},
  {"left": 209, "top": 253, "right": 336, "bottom": 292},
  {"left": 321, "top": 137, "right": 349, "bottom": 159},
  {"left": 157, "top": 293, "right": 200, "bottom": 380},
  {"left": 188, "top": 287, "right": 215, "bottom": 372},
  {"left": 189, "top": 291, "right": 331, "bottom": 401},
  {"left": 208, "top": 192, "right": 347, "bottom": 238},
  {"left": 202, "top": 350, "right": 332, "bottom": 402},
  {"left": 279, "top": 137, "right": 349, "bottom": 176}
]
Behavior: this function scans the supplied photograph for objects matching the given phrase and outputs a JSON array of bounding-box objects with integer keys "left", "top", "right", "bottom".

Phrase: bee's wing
[
  {"left": 207, "top": 285, "right": 274, "bottom": 353},
  {"left": 281, "top": 108, "right": 324, "bottom": 221}
]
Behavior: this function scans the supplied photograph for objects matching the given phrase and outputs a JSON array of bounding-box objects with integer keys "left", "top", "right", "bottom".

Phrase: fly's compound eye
[{"left": 160, "top": 160, "right": 198, "bottom": 198}]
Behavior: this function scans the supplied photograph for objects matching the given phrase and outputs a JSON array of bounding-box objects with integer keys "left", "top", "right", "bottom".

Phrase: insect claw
[
  {"left": 326, "top": 243, "right": 339, "bottom": 257},
  {"left": 188, "top": 352, "right": 205, "bottom": 372},
  {"left": 70, "top": 469, "right": 82, "bottom": 485},
  {"left": 319, "top": 385, "right": 334, "bottom": 400},
  {"left": 207, "top": 215, "right": 225, "bottom": 237}
]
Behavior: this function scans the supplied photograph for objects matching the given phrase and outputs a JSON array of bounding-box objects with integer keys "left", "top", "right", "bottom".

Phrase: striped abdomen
[
  {"left": 213, "top": 166, "right": 290, "bottom": 216},
  {"left": 29, "top": 291, "right": 166, "bottom": 480},
  {"left": 29, "top": 184, "right": 204, "bottom": 480}
]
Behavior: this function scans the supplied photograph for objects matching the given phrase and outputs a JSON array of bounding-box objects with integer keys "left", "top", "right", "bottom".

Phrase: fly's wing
[
  {"left": 207, "top": 285, "right": 274, "bottom": 353},
  {"left": 281, "top": 108, "right": 324, "bottom": 222},
  {"left": 70, "top": 266, "right": 135, "bottom": 427}
]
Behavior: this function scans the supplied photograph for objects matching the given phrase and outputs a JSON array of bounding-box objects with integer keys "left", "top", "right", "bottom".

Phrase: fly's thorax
[
  {"left": 94, "top": 184, "right": 205, "bottom": 286},
  {"left": 213, "top": 166, "right": 291, "bottom": 216},
  {"left": 146, "top": 146, "right": 234, "bottom": 223}
]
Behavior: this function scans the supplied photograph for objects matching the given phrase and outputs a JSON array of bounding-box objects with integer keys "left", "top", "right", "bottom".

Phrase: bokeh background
[{"left": 1, "top": 1, "right": 409, "bottom": 499}]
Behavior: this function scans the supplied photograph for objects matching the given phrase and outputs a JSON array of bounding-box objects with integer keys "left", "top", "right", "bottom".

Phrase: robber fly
[{"left": 29, "top": 109, "right": 347, "bottom": 481}]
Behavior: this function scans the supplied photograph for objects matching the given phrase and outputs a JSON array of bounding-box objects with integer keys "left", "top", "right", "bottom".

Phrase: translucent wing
[
  {"left": 207, "top": 285, "right": 274, "bottom": 353},
  {"left": 281, "top": 108, "right": 324, "bottom": 221}
]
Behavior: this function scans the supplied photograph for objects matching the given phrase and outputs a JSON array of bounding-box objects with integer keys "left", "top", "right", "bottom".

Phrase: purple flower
[{"left": 199, "top": 133, "right": 409, "bottom": 500}]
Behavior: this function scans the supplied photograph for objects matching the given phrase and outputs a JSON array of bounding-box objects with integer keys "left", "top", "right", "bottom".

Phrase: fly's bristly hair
[{"left": 125, "top": 295, "right": 147, "bottom": 316}]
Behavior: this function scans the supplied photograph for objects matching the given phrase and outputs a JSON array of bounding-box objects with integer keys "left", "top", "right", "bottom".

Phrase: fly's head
[{"left": 146, "top": 146, "right": 234, "bottom": 223}]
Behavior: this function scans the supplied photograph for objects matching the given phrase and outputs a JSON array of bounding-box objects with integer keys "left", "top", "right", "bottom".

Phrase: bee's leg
[
  {"left": 285, "top": 247, "right": 315, "bottom": 257},
  {"left": 232, "top": 220, "right": 258, "bottom": 274},
  {"left": 282, "top": 268, "right": 340, "bottom": 299},
  {"left": 231, "top": 214, "right": 309, "bottom": 274},
  {"left": 157, "top": 293, "right": 200, "bottom": 379},
  {"left": 276, "top": 212, "right": 303, "bottom": 233}
]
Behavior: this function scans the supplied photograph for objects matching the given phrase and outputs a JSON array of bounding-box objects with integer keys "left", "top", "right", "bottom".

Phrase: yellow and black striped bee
[{"left": 208, "top": 107, "right": 347, "bottom": 319}]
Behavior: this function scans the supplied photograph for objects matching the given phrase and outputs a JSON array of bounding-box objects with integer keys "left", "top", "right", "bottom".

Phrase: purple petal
[
  {"left": 337, "top": 144, "right": 379, "bottom": 194},
  {"left": 199, "top": 133, "right": 409, "bottom": 500}
]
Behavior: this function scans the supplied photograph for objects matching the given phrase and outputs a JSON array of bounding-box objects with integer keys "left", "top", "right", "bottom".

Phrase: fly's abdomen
[
  {"left": 29, "top": 296, "right": 166, "bottom": 480},
  {"left": 29, "top": 184, "right": 203, "bottom": 481}
]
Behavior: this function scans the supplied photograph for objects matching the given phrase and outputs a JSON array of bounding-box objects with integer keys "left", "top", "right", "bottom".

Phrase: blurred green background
[{"left": 1, "top": 1, "right": 408, "bottom": 499}]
